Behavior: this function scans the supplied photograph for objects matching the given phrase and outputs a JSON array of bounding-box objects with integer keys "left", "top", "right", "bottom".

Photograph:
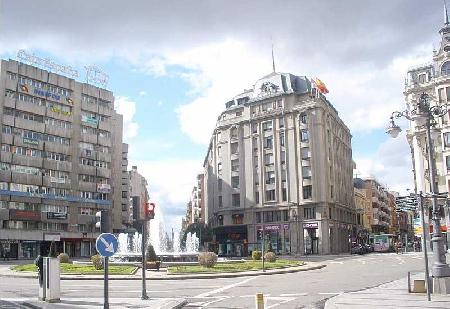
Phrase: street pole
[
  {"left": 425, "top": 121, "right": 450, "bottom": 278},
  {"left": 419, "top": 192, "right": 431, "bottom": 301},
  {"left": 104, "top": 256, "right": 109, "bottom": 309},
  {"left": 262, "top": 225, "right": 265, "bottom": 272},
  {"left": 141, "top": 220, "right": 148, "bottom": 300}
]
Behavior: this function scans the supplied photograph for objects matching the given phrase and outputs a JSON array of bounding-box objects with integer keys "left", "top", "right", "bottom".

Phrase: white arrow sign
[{"left": 100, "top": 236, "right": 115, "bottom": 253}]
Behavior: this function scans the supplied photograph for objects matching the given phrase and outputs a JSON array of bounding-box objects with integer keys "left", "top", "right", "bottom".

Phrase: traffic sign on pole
[{"left": 96, "top": 233, "right": 118, "bottom": 257}]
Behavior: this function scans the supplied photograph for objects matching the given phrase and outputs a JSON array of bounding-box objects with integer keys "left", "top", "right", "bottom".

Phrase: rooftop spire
[
  {"left": 271, "top": 44, "right": 276, "bottom": 73},
  {"left": 445, "top": 0, "right": 449, "bottom": 25}
]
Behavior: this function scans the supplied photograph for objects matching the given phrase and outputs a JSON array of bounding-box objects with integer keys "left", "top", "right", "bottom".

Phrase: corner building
[
  {"left": 204, "top": 72, "right": 355, "bottom": 256},
  {"left": 0, "top": 59, "right": 125, "bottom": 259}
]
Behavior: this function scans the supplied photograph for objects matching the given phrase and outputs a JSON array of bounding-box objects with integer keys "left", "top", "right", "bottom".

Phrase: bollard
[{"left": 255, "top": 293, "right": 264, "bottom": 309}]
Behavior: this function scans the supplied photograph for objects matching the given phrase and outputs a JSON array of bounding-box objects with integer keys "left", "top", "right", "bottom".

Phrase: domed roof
[{"left": 353, "top": 178, "right": 365, "bottom": 189}]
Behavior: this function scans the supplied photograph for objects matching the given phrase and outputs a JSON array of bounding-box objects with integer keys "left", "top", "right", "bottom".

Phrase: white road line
[
  {"left": 195, "top": 277, "right": 258, "bottom": 298},
  {"left": 239, "top": 294, "right": 271, "bottom": 298},
  {"left": 279, "top": 293, "right": 308, "bottom": 297},
  {"left": 266, "top": 296, "right": 296, "bottom": 309},
  {"left": 318, "top": 292, "right": 343, "bottom": 295},
  {"left": 330, "top": 261, "right": 344, "bottom": 264}
]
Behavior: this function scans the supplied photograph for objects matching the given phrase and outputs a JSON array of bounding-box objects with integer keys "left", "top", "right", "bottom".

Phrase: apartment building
[
  {"left": 129, "top": 166, "right": 149, "bottom": 230},
  {"left": 203, "top": 71, "right": 355, "bottom": 256},
  {"left": 0, "top": 59, "right": 125, "bottom": 259},
  {"left": 362, "top": 178, "right": 392, "bottom": 234}
]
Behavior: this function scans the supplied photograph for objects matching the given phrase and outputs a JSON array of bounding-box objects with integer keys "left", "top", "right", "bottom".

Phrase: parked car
[
  {"left": 363, "top": 243, "right": 374, "bottom": 253},
  {"left": 351, "top": 244, "right": 364, "bottom": 255}
]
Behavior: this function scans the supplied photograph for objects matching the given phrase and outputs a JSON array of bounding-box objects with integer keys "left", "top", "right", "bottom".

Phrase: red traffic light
[{"left": 145, "top": 202, "right": 156, "bottom": 220}]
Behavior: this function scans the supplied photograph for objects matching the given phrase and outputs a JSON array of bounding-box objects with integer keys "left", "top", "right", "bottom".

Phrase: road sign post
[{"left": 96, "top": 233, "right": 118, "bottom": 309}]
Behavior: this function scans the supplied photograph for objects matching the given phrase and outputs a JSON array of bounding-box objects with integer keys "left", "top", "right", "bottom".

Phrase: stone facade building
[
  {"left": 0, "top": 59, "right": 126, "bottom": 258},
  {"left": 203, "top": 71, "right": 355, "bottom": 256}
]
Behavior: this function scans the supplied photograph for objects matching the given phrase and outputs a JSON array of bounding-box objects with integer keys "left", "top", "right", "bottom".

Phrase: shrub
[
  {"left": 146, "top": 244, "right": 158, "bottom": 262},
  {"left": 91, "top": 254, "right": 103, "bottom": 270},
  {"left": 252, "top": 250, "right": 262, "bottom": 260},
  {"left": 198, "top": 251, "right": 218, "bottom": 268},
  {"left": 264, "top": 252, "right": 277, "bottom": 262},
  {"left": 58, "top": 253, "right": 70, "bottom": 263}
]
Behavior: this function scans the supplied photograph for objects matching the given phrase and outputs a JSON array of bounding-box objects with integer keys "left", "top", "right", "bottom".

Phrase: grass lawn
[
  {"left": 11, "top": 263, "right": 136, "bottom": 275},
  {"left": 168, "top": 259, "right": 304, "bottom": 274}
]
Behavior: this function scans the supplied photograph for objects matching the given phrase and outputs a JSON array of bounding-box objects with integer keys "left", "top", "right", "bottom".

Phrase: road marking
[
  {"left": 330, "top": 261, "right": 344, "bottom": 264},
  {"left": 318, "top": 292, "right": 343, "bottom": 295},
  {"left": 195, "top": 277, "right": 257, "bottom": 298},
  {"left": 239, "top": 294, "right": 271, "bottom": 298},
  {"left": 266, "top": 296, "right": 296, "bottom": 309},
  {"left": 279, "top": 293, "right": 308, "bottom": 297}
]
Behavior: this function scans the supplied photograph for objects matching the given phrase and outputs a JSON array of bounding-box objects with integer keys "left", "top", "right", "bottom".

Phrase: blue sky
[{"left": 0, "top": 0, "right": 443, "bottom": 231}]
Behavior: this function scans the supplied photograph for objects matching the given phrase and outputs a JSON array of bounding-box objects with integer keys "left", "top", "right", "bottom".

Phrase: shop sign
[
  {"left": 283, "top": 224, "right": 289, "bottom": 230},
  {"left": 257, "top": 224, "right": 282, "bottom": 231},
  {"left": 34, "top": 88, "right": 61, "bottom": 101},
  {"left": 44, "top": 233, "right": 60, "bottom": 241},
  {"left": 82, "top": 115, "right": 98, "bottom": 126},
  {"left": 303, "top": 222, "right": 319, "bottom": 229},
  {"left": 97, "top": 183, "right": 111, "bottom": 193},
  {"left": 47, "top": 212, "right": 68, "bottom": 220},
  {"left": 23, "top": 137, "right": 39, "bottom": 145},
  {"left": 9, "top": 209, "right": 40, "bottom": 221}
]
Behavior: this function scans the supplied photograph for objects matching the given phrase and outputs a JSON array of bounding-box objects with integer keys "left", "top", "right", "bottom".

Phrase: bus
[{"left": 371, "top": 234, "right": 395, "bottom": 252}]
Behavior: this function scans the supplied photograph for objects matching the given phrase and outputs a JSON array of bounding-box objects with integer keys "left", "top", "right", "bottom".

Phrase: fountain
[{"left": 110, "top": 206, "right": 200, "bottom": 263}]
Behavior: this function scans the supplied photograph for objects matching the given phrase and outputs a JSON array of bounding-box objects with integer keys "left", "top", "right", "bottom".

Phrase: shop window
[{"left": 283, "top": 210, "right": 289, "bottom": 221}]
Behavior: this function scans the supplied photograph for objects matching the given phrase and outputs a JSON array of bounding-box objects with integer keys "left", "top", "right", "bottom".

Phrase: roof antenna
[
  {"left": 445, "top": 0, "right": 449, "bottom": 25},
  {"left": 271, "top": 40, "right": 276, "bottom": 73}
]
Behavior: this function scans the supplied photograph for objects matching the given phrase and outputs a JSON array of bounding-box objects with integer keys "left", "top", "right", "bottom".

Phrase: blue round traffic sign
[{"left": 96, "top": 233, "right": 118, "bottom": 257}]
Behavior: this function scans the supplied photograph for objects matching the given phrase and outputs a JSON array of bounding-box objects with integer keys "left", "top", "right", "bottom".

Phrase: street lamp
[
  {"left": 387, "top": 92, "right": 450, "bottom": 280},
  {"left": 291, "top": 209, "right": 299, "bottom": 255}
]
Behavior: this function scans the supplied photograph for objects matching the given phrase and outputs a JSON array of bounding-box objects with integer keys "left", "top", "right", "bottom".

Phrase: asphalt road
[{"left": 0, "top": 252, "right": 427, "bottom": 308}]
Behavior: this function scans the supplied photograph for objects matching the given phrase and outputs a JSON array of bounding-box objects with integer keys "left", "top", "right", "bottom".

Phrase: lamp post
[
  {"left": 387, "top": 92, "right": 450, "bottom": 280},
  {"left": 291, "top": 209, "right": 299, "bottom": 255}
]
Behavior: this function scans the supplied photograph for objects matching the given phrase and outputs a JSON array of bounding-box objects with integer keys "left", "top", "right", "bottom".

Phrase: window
[
  {"left": 303, "top": 185, "right": 312, "bottom": 199},
  {"left": 80, "top": 208, "right": 92, "bottom": 215},
  {"left": 282, "top": 188, "right": 287, "bottom": 202},
  {"left": 231, "top": 142, "right": 239, "bottom": 154},
  {"left": 256, "top": 212, "right": 261, "bottom": 223},
  {"left": 444, "top": 132, "right": 450, "bottom": 147},
  {"left": 264, "top": 153, "right": 274, "bottom": 165},
  {"left": 252, "top": 123, "right": 258, "bottom": 133},
  {"left": 0, "top": 182, "right": 8, "bottom": 190},
  {"left": 302, "top": 166, "right": 312, "bottom": 179},
  {"left": 218, "top": 178, "right": 223, "bottom": 192},
  {"left": 279, "top": 118, "right": 285, "bottom": 128},
  {"left": 218, "top": 162, "right": 223, "bottom": 173},
  {"left": 255, "top": 191, "right": 260, "bottom": 204},
  {"left": 280, "top": 132, "right": 285, "bottom": 146},
  {"left": 301, "top": 129, "right": 309, "bottom": 142},
  {"left": 232, "top": 214, "right": 244, "bottom": 224},
  {"left": 231, "top": 176, "right": 240, "bottom": 189},
  {"left": 217, "top": 131, "right": 221, "bottom": 141},
  {"left": 301, "top": 147, "right": 311, "bottom": 160},
  {"left": 418, "top": 73, "right": 426, "bottom": 84},
  {"left": 441, "top": 88, "right": 447, "bottom": 103},
  {"left": 283, "top": 210, "right": 289, "bottom": 221},
  {"left": 281, "top": 170, "right": 287, "bottom": 183},
  {"left": 218, "top": 196, "right": 223, "bottom": 208},
  {"left": 231, "top": 159, "right": 239, "bottom": 172},
  {"left": 330, "top": 185, "right": 334, "bottom": 198},
  {"left": 300, "top": 113, "right": 307, "bottom": 124},
  {"left": 265, "top": 189, "right": 276, "bottom": 201},
  {"left": 236, "top": 111, "right": 242, "bottom": 117},
  {"left": 217, "top": 145, "right": 222, "bottom": 157},
  {"left": 280, "top": 151, "right": 286, "bottom": 164},
  {"left": 266, "top": 171, "right": 275, "bottom": 184},
  {"left": 262, "top": 121, "right": 273, "bottom": 131},
  {"left": 232, "top": 193, "right": 240, "bottom": 207},
  {"left": 264, "top": 136, "right": 273, "bottom": 149},
  {"left": 254, "top": 156, "right": 259, "bottom": 168},
  {"left": 442, "top": 61, "right": 450, "bottom": 76},
  {"left": 253, "top": 137, "right": 259, "bottom": 152},
  {"left": 304, "top": 207, "right": 316, "bottom": 219},
  {"left": 230, "top": 127, "right": 238, "bottom": 139}
]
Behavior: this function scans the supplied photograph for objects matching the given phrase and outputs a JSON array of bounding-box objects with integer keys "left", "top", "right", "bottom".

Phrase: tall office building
[
  {"left": 0, "top": 59, "right": 125, "bottom": 259},
  {"left": 203, "top": 71, "right": 355, "bottom": 256}
]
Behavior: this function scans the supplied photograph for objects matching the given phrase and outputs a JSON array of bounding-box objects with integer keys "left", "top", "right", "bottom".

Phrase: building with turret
[{"left": 203, "top": 71, "right": 355, "bottom": 256}]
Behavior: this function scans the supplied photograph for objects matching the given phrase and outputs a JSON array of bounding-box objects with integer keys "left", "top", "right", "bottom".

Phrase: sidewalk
[
  {"left": 0, "top": 297, "right": 186, "bottom": 309},
  {"left": 0, "top": 262, "right": 326, "bottom": 280},
  {"left": 325, "top": 274, "right": 450, "bottom": 309}
]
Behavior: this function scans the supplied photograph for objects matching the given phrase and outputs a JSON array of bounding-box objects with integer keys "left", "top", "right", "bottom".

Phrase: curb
[{"left": 1, "top": 263, "right": 326, "bottom": 280}]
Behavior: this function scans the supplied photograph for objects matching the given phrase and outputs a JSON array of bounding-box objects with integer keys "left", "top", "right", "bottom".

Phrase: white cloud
[
  {"left": 354, "top": 132, "right": 413, "bottom": 194},
  {"left": 114, "top": 96, "right": 139, "bottom": 140}
]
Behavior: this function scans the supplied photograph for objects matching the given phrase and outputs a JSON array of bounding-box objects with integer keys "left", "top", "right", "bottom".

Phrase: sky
[{"left": 0, "top": 0, "right": 445, "bottom": 232}]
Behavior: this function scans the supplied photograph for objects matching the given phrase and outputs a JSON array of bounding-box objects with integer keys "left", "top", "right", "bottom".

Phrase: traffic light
[
  {"left": 145, "top": 202, "right": 155, "bottom": 220},
  {"left": 95, "top": 210, "right": 110, "bottom": 233}
]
